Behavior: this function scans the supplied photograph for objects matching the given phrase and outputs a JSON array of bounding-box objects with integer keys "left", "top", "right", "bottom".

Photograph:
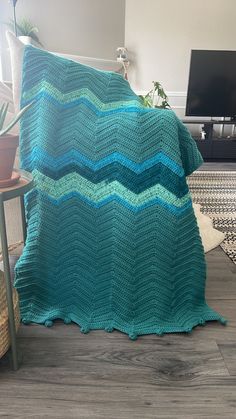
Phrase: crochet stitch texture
[{"left": 15, "top": 46, "right": 226, "bottom": 339}]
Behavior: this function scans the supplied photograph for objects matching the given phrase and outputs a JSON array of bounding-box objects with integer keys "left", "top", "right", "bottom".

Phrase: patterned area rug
[{"left": 188, "top": 171, "right": 236, "bottom": 265}]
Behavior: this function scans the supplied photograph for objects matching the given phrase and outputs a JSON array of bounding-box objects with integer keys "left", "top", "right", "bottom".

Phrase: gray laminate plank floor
[{"left": 0, "top": 245, "right": 236, "bottom": 419}]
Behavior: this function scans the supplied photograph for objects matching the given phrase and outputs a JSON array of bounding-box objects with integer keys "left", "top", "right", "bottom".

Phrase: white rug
[{"left": 193, "top": 203, "right": 225, "bottom": 253}]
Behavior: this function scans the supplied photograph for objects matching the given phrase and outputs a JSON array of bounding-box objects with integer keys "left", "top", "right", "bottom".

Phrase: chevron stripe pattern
[{"left": 15, "top": 46, "right": 225, "bottom": 339}]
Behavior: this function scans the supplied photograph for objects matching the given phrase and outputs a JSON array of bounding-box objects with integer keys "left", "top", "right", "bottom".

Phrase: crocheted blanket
[{"left": 15, "top": 46, "right": 225, "bottom": 338}]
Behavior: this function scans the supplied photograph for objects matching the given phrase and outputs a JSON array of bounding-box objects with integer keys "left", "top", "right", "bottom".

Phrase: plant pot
[
  {"left": 0, "top": 135, "right": 19, "bottom": 181},
  {"left": 18, "top": 36, "right": 33, "bottom": 45}
]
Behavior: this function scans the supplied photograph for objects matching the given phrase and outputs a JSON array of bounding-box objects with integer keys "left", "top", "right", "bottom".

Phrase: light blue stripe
[
  {"left": 29, "top": 189, "right": 192, "bottom": 215},
  {"left": 22, "top": 147, "right": 184, "bottom": 177},
  {"left": 22, "top": 92, "right": 146, "bottom": 116}
]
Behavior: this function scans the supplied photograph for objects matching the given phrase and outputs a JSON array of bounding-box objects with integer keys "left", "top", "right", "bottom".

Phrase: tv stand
[{"left": 182, "top": 119, "right": 236, "bottom": 161}]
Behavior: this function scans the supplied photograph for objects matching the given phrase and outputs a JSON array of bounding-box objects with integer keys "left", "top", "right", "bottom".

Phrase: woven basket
[{"left": 0, "top": 270, "right": 20, "bottom": 359}]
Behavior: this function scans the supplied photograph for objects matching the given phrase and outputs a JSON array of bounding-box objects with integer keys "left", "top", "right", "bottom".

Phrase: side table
[{"left": 0, "top": 170, "right": 34, "bottom": 370}]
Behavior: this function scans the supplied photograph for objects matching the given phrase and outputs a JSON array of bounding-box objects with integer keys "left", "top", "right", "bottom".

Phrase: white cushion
[
  {"left": 193, "top": 203, "right": 225, "bottom": 253},
  {"left": 6, "top": 31, "right": 123, "bottom": 111},
  {"left": 6, "top": 32, "right": 25, "bottom": 112},
  {"left": 55, "top": 52, "right": 123, "bottom": 72}
]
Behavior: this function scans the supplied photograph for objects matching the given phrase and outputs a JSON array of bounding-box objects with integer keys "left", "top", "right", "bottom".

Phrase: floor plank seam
[{"left": 216, "top": 342, "right": 232, "bottom": 377}]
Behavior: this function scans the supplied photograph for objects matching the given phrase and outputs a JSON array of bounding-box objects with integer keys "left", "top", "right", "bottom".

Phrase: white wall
[
  {"left": 0, "top": 0, "right": 125, "bottom": 79},
  {"left": 125, "top": 0, "right": 236, "bottom": 117}
]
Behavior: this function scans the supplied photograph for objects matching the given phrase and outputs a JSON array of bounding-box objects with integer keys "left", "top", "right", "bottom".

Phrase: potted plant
[
  {"left": 8, "top": 1, "right": 42, "bottom": 46},
  {"left": 139, "top": 81, "right": 170, "bottom": 109},
  {"left": 0, "top": 102, "right": 32, "bottom": 186},
  {"left": 6, "top": 18, "right": 43, "bottom": 46}
]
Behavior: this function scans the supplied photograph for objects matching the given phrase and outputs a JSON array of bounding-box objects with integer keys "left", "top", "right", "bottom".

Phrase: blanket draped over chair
[{"left": 15, "top": 46, "right": 225, "bottom": 338}]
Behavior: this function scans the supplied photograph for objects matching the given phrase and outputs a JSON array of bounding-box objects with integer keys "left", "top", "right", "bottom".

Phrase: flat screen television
[{"left": 186, "top": 50, "right": 236, "bottom": 118}]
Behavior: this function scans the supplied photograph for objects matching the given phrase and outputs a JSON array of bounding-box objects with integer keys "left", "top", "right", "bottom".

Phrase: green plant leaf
[
  {"left": 139, "top": 95, "right": 153, "bottom": 107},
  {"left": 28, "top": 26, "right": 39, "bottom": 35},
  {"left": 0, "top": 102, "right": 33, "bottom": 137},
  {"left": 0, "top": 103, "right": 5, "bottom": 129},
  {"left": 0, "top": 103, "right": 9, "bottom": 130},
  {"left": 5, "top": 18, "right": 43, "bottom": 46},
  {"left": 140, "top": 81, "right": 170, "bottom": 109}
]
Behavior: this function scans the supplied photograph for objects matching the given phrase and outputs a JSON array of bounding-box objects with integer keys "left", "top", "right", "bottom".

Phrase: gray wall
[
  {"left": 125, "top": 0, "right": 236, "bottom": 118},
  {"left": 0, "top": 0, "right": 126, "bottom": 79}
]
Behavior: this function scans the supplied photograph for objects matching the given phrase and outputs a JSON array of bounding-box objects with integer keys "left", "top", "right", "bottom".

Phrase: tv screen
[{"left": 186, "top": 50, "right": 236, "bottom": 118}]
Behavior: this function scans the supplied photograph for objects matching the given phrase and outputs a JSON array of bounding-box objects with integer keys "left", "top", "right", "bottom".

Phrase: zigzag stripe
[
  {"left": 20, "top": 204, "right": 181, "bottom": 283},
  {"left": 22, "top": 46, "right": 140, "bottom": 103},
  {"left": 28, "top": 161, "right": 187, "bottom": 196},
  {"left": 23, "top": 147, "right": 184, "bottom": 176},
  {"left": 20, "top": 95, "right": 183, "bottom": 165},
  {"left": 27, "top": 188, "right": 192, "bottom": 215},
  {"left": 22, "top": 91, "right": 149, "bottom": 115},
  {"left": 32, "top": 170, "right": 190, "bottom": 207},
  {"left": 22, "top": 83, "right": 142, "bottom": 110}
]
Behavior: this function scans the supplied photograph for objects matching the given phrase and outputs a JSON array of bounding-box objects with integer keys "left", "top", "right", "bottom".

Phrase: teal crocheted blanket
[{"left": 15, "top": 46, "right": 225, "bottom": 338}]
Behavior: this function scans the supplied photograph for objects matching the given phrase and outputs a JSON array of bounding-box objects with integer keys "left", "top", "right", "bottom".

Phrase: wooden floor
[
  {"left": 0, "top": 164, "right": 236, "bottom": 418},
  {"left": 0, "top": 247, "right": 235, "bottom": 418}
]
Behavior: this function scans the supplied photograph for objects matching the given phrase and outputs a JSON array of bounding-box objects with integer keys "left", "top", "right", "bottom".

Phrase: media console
[{"left": 182, "top": 119, "right": 236, "bottom": 161}]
